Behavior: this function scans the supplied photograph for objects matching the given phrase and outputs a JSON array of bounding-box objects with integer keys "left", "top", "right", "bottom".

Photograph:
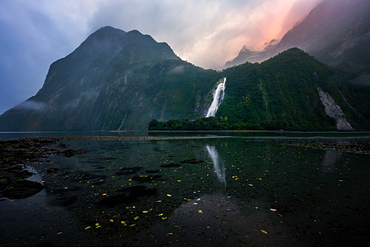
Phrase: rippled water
[{"left": 1, "top": 132, "right": 370, "bottom": 246}]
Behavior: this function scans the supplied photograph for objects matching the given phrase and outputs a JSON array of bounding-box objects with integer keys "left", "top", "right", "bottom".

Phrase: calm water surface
[{"left": 1, "top": 131, "right": 369, "bottom": 246}]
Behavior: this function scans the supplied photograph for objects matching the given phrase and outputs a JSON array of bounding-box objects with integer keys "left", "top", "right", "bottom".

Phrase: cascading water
[
  {"left": 205, "top": 145, "right": 226, "bottom": 186},
  {"left": 206, "top": 77, "right": 226, "bottom": 117}
]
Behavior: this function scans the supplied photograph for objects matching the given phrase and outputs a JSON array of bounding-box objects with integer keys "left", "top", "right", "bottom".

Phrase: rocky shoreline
[
  {"left": 0, "top": 137, "right": 87, "bottom": 199},
  {"left": 0, "top": 138, "right": 55, "bottom": 199},
  {"left": 1, "top": 135, "right": 370, "bottom": 200},
  {"left": 290, "top": 140, "right": 370, "bottom": 154},
  {"left": 0, "top": 135, "right": 227, "bottom": 200}
]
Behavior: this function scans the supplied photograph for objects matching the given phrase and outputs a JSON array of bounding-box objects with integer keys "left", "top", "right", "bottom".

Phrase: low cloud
[
  {"left": 15, "top": 100, "right": 48, "bottom": 111},
  {"left": 87, "top": 0, "right": 319, "bottom": 69},
  {"left": 0, "top": 0, "right": 319, "bottom": 115},
  {"left": 351, "top": 73, "right": 370, "bottom": 86},
  {"left": 168, "top": 65, "right": 185, "bottom": 75}
]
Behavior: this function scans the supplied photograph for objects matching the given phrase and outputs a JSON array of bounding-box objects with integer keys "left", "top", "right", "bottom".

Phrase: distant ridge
[
  {"left": 226, "top": 0, "right": 370, "bottom": 71},
  {"left": 0, "top": 26, "right": 369, "bottom": 131}
]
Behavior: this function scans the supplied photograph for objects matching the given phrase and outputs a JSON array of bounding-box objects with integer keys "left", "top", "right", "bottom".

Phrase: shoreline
[
  {"left": 1, "top": 135, "right": 370, "bottom": 246},
  {"left": 2, "top": 135, "right": 370, "bottom": 200}
]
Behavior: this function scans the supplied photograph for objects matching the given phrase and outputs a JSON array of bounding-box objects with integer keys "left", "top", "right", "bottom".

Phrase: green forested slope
[
  {"left": 0, "top": 26, "right": 369, "bottom": 131},
  {"left": 150, "top": 48, "right": 370, "bottom": 130}
]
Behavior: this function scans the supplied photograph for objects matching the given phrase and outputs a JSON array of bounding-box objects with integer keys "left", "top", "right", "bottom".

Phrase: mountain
[
  {"left": 220, "top": 48, "right": 370, "bottom": 130},
  {"left": 0, "top": 26, "right": 369, "bottom": 131},
  {"left": 151, "top": 48, "right": 370, "bottom": 131},
  {"left": 0, "top": 26, "right": 219, "bottom": 130},
  {"left": 226, "top": 0, "right": 370, "bottom": 71}
]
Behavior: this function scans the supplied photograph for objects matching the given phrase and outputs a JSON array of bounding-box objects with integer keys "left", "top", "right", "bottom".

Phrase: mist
[{"left": 0, "top": 0, "right": 320, "bottom": 114}]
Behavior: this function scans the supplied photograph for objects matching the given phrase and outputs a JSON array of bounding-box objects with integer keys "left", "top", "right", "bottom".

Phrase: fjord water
[{"left": 1, "top": 131, "right": 370, "bottom": 246}]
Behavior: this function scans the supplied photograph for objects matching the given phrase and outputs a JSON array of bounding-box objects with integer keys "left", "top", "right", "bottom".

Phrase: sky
[{"left": 0, "top": 0, "right": 320, "bottom": 115}]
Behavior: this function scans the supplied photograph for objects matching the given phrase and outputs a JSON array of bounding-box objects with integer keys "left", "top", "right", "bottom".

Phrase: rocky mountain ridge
[
  {"left": 226, "top": 0, "right": 370, "bottom": 71},
  {"left": 0, "top": 26, "right": 369, "bottom": 131}
]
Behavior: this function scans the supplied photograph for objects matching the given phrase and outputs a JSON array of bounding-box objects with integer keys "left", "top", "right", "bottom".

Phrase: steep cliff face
[
  {"left": 219, "top": 48, "right": 337, "bottom": 130},
  {"left": 152, "top": 48, "right": 370, "bottom": 131},
  {"left": 89, "top": 59, "right": 219, "bottom": 130},
  {"left": 0, "top": 26, "right": 218, "bottom": 131},
  {"left": 0, "top": 27, "right": 369, "bottom": 131},
  {"left": 219, "top": 48, "right": 370, "bottom": 130}
]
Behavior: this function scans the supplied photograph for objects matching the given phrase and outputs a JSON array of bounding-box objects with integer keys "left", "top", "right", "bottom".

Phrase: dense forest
[
  {"left": 149, "top": 48, "right": 370, "bottom": 131},
  {"left": 1, "top": 26, "right": 369, "bottom": 131}
]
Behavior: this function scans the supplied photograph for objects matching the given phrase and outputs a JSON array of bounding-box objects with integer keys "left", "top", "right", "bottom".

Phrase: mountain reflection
[{"left": 205, "top": 145, "right": 226, "bottom": 186}]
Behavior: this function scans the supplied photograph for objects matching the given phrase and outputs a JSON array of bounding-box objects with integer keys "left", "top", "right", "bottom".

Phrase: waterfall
[
  {"left": 205, "top": 145, "right": 226, "bottom": 186},
  {"left": 206, "top": 77, "right": 226, "bottom": 117},
  {"left": 317, "top": 87, "right": 353, "bottom": 130}
]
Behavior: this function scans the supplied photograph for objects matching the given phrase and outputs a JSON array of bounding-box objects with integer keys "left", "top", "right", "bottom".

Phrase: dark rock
[
  {"left": 3, "top": 180, "right": 44, "bottom": 199},
  {"left": 115, "top": 166, "right": 143, "bottom": 175},
  {"left": 61, "top": 196, "right": 78, "bottom": 207},
  {"left": 130, "top": 175, "right": 162, "bottom": 183},
  {"left": 98, "top": 185, "right": 157, "bottom": 207},
  {"left": 73, "top": 173, "right": 89, "bottom": 180},
  {"left": 0, "top": 178, "right": 9, "bottom": 186},
  {"left": 46, "top": 168, "right": 60, "bottom": 173},
  {"left": 180, "top": 159, "right": 204, "bottom": 164},
  {"left": 60, "top": 148, "right": 86, "bottom": 157},
  {"left": 159, "top": 163, "right": 181, "bottom": 168},
  {"left": 146, "top": 169, "right": 159, "bottom": 173},
  {"left": 58, "top": 143, "right": 68, "bottom": 148}
]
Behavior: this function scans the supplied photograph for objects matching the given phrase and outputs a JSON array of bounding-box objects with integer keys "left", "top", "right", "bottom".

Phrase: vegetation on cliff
[
  {"left": 0, "top": 27, "right": 369, "bottom": 131},
  {"left": 149, "top": 48, "right": 370, "bottom": 131}
]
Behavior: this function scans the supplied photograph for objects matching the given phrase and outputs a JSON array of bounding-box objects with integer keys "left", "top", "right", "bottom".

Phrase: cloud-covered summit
[{"left": 0, "top": 0, "right": 319, "bottom": 114}]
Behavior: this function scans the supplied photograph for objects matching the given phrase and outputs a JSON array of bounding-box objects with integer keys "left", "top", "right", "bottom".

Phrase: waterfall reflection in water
[{"left": 205, "top": 145, "right": 226, "bottom": 186}]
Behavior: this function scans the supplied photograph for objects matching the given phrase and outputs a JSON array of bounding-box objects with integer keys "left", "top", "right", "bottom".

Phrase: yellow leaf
[
  {"left": 198, "top": 210, "right": 203, "bottom": 213},
  {"left": 261, "top": 230, "right": 268, "bottom": 234},
  {"left": 85, "top": 226, "right": 92, "bottom": 230},
  {"left": 109, "top": 219, "right": 114, "bottom": 222},
  {"left": 134, "top": 216, "right": 139, "bottom": 220},
  {"left": 270, "top": 208, "right": 277, "bottom": 212},
  {"left": 167, "top": 194, "right": 172, "bottom": 197}
]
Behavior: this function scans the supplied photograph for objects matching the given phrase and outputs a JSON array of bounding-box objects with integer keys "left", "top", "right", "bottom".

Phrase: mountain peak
[
  {"left": 66, "top": 26, "right": 179, "bottom": 64},
  {"left": 226, "top": 0, "right": 370, "bottom": 71},
  {"left": 88, "top": 26, "right": 127, "bottom": 40}
]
